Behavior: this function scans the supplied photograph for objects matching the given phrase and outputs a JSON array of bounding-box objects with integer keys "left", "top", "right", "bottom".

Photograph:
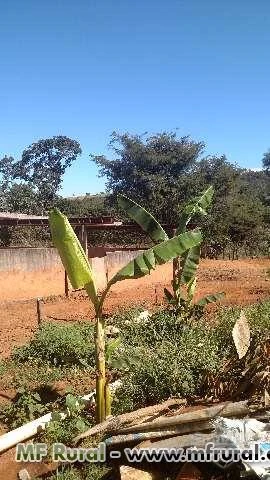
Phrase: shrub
[
  {"left": 112, "top": 309, "right": 221, "bottom": 413},
  {"left": 13, "top": 322, "right": 96, "bottom": 367},
  {"left": 0, "top": 388, "right": 48, "bottom": 429}
]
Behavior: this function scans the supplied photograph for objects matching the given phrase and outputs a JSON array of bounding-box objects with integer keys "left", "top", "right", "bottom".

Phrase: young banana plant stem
[
  {"left": 93, "top": 284, "right": 111, "bottom": 423},
  {"left": 95, "top": 315, "right": 106, "bottom": 423},
  {"left": 85, "top": 284, "right": 108, "bottom": 423}
]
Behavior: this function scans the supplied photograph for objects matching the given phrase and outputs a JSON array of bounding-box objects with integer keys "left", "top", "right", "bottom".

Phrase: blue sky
[{"left": 0, "top": 0, "right": 269, "bottom": 196}]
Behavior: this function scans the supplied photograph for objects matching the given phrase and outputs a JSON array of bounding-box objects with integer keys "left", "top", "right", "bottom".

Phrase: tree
[
  {"left": 91, "top": 131, "right": 205, "bottom": 223},
  {"left": 12, "top": 136, "right": 82, "bottom": 209},
  {"left": 0, "top": 156, "right": 16, "bottom": 191},
  {"left": 262, "top": 149, "right": 270, "bottom": 173},
  {"left": 5, "top": 184, "right": 41, "bottom": 214}
]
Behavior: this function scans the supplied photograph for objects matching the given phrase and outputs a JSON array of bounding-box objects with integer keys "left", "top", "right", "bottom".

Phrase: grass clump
[{"left": 13, "top": 321, "right": 96, "bottom": 367}]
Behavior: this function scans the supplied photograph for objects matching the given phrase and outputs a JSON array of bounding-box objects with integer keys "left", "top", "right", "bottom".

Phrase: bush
[
  {"left": 13, "top": 322, "right": 96, "bottom": 367},
  {"left": 112, "top": 309, "right": 221, "bottom": 413}
]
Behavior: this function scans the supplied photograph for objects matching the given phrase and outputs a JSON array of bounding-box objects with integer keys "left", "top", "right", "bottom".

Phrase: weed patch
[{"left": 13, "top": 322, "right": 96, "bottom": 367}]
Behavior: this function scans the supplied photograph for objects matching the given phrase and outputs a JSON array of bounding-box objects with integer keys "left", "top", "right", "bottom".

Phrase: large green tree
[
  {"left": 91, "top": 131, "right": 205, "bottom": 223},
  {"left": 1, "top": 136, "right": 82, "bottom": 212},
  {"left": 92, "top": 132, "right": 269, "bottom": 257},
  {"left": 14, "top": 136, "right": 82, "bottom": 208}
]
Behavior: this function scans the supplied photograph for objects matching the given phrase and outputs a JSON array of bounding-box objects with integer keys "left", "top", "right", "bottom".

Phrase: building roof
[
  {"left": 0, "top": 212, "right": 123, "bottom": 227},
  {"left": 0, "top": 212, "right": 47, "bottom": 220}
]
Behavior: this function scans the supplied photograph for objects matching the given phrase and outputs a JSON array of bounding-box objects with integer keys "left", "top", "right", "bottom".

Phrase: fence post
[
  {"left": 64, "top": 271, "right": 69, "bottom": 297},
  {"left": 36, "top": 298, "right": 43, "bottom": 326}
]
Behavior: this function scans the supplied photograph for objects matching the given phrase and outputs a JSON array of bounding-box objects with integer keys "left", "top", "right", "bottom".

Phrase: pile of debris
[{"left": 75, "top": 398, "right": 270, "bottom": 480}]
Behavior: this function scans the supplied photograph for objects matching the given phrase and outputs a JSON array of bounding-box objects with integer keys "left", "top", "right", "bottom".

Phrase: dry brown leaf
[{"left": 232, "top": 310, "right": 250, "bottom": 359}]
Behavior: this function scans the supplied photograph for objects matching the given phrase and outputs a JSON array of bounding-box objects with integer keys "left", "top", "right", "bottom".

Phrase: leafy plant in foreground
[
  {"left": 118, "top": 186, "right": 224, "bottom": 317},
  {"left": 49, "top": 209, "right": 202, "bottom": 423},
  {"left": 0, "top": 388, "right": 47, "bottom": 429}
]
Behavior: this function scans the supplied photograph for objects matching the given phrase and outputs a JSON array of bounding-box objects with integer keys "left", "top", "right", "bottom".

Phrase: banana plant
[
  {"left": 49, "top": 208, "right": 202, "bottom": 423},
  {"left": 118, "top": 186, "right": 224, "bottom": 315}
]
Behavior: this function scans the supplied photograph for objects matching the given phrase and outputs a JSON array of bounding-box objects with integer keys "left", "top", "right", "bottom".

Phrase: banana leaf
[
  {"left": 180, "top": 244, "right": 201, "bottom": 285},
  {"left": 107, "top": 230, "right": 202, "bottom": 288},
  {"left": 49, "top": 208, "right": 98, "bottom": 307},
  {"left": 196, "top": 292, "right": 225, "bottom": 306},
  {"left": 177, "top": 186, "right": 214, "bottom": 234},
  {"left": 117, "top": 194, "right": 168, "bottom": 243},
  {"left": 187, "top": 276, "right": 197, "bottom": 302}
]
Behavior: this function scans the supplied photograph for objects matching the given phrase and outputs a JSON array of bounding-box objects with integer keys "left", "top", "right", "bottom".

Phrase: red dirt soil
[
  {"left": 0, "top": 258, "right": 269, "bottom": 358},
  {"left": 0, "top": 258, "right": 269, "bottom": 478}
]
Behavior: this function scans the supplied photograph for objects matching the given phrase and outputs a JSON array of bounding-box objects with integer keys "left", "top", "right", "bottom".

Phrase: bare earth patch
[{"left": 0, "top": 258, "right": 269, "bottom": 358}]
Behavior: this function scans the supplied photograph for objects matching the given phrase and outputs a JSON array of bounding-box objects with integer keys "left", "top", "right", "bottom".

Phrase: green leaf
[
  {"left": 49, "top": 208, "right": 98, "bottom": 308},
  {"left": 196, "top": 292, "right": 225, "bottom": 306},
  {"left": 51, "top": 411, "right": 62, "bottom": 422},
  {"left": 187, "top": 277, "right": 197, "bottom": 302},
  {"left": 66, "top": 393, "right": 82, "bottom": 413},
  {"left": 75, "top": 418, "right": 88, "bottom": 432},
  {"left": 107, "top": 230, "right": 202, "bottom": 287},
  {"left": 106, "top": 337, "right": 121, "bottom": 362},
  {"left": 180, "top": 244, "right": 201, "bottom": 285},
  {"left": 117, "top": 194, "right": 168, "bottom": 243},
  {"left": 177, "top": 186, "right": 214, "bottom": 233}
]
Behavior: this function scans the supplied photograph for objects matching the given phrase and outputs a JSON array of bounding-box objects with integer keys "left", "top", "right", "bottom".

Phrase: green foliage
[
  {"left": 36, "top": 464, "right": 111, "bottom": 480},
  {"left": 93, "top": 134, "right": 269, "bottom": 258},
  {"left": 13, "top": 136, "right": 82, "bottom": 208},
  {"left": 262, "top": 149, "right": 270, "bottom": 172},
  {"left": 111, "top": 301, "right": 270, "bottom": 412},
  {"left": 50, "top": 208, "right": 200, "bottom": 421},
  {"left": 117, "top": 194, "right": 168, "bottom": 242},
  {"left": 1, "top": 130, "right": 269, "bottom": 257},
  {"left": 92, "top": 131, "right": 205, "bottom": 223},
  {"left": 177, "top": 185, "right": 214, "bottom": 234},
  {"left": 43, "top": 394, "right": 91, "bottom": 445},
  {"left": 117, "top": 186, "right": 223, "bottom": 314},
  {"left": 57, "top": 193, "right": 110, "bottom": 217},
  {"left": 0, "top": 225, "right": 51, "bottom": 247},
  {"left": 13, "top": 322, "right": 96, "bottom": 367},
  {"left": 4, "top": 183, "right": 41, "bottom": 214},
  {"left": 205, "top": 301, "right": 270, "bottom": 398},
  {"left": 212, "top": 301, "right": 270, "bottom": 357},
  {"left": 106, "top": 230, "right": 202, "bottom": 287},
  {"left": 0, "top": 388, "right": 48, "bottom": 429},
  {"left": 49, "top": 209, "right": 98, "bottom": 307},
  {"left": 111, "top": 309, "right": 220, "bottom": 412}
]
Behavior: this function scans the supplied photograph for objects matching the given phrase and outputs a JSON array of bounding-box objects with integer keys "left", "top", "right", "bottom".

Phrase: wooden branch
[
  {"left": 73, "top": 398, "right": 186, "bottom": 444},
  {"left": 116, "top": 401, "right": 250, "bottom": 435},
  {"left": 105, "top": 420, "right": 211, "bottom": 446}
]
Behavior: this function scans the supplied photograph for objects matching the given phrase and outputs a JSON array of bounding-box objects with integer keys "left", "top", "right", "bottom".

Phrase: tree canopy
[
  {"left": 91, "top": 131, "right": 205, "bottom": 222},
  {"left": 0, "top": 136, "right": 81, "bottom": 212},
  {"left": 91, "top": 131, "right": 270, "bottom": 258}
]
